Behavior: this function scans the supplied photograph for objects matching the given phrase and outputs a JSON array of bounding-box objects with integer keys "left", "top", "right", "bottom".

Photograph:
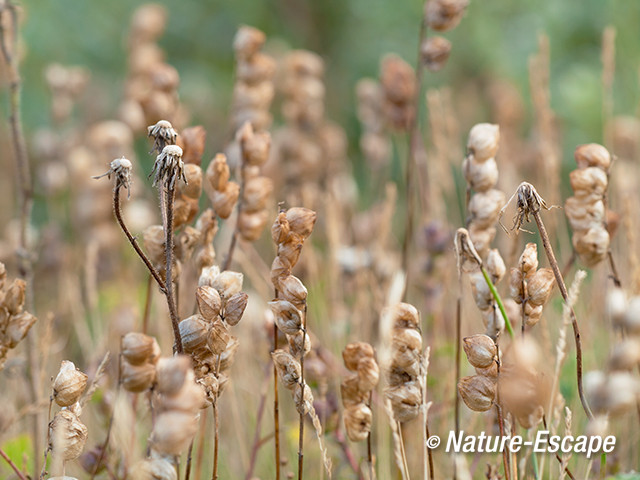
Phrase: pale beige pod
[
  {"left": 574, "top": 143, "right": 611, "bottom": 171},
  {"left": 356, "top": 356, "right": 380, "bottom": 392},
  {"left": 272, "top": 349, "right": 301, "bottom": 389},
  {"left": 287, "top": 330, "right": 311, "bottom": 358},
  {"left": 269, "top": 300, "right": 303, "bottom": 335},
  {"left": 49, "top": 410, "right": 88, "bottom": 462},
  {"left": 385, "top": 381, "right": 421, "bottom": 422},
  {"left": 151, "top": 411, "right": 199, "bottom": 456},
  {"left": 463, "top": 334, "right": 496, "bottom": 368},
  {"left": 6, "top": 311, "right": 37, "bottom": 348},
  {"left": 462, "top": 156, "right": 498, "bottom": 193},
  {"left": 285, "top": 207, "right": 317, "bottom": 240},
  {"left": 196, "top": 285, "right": 222, "bottom": 321},
  {"left": 343, "top": 404, "right": 373, "bottom": 442},
  {"left": 122, "top": 332, "right": 159, "bottom": 366},
  {"left": 155, "top": 356, "right": 191, "bottom": 395},
  {"left": 277, "top": 275, "right": 308, "bottom": 307},
  {"left": 293, "top": 382, "right": 314, "bottom": 415},
  {"left": 128, "top": 457, "right": 177, "bottom": 480},
  {"left": 342, "top": 342, "right": 375, "bottom": 372},
  {"left": 179, "top": 315, "right": 209, "bottom": 353},
  {"left": 458, "top": 375, "right": 495, "bottom": 412},
  {"left": 466, "top": 123, "right": 499, "bottom": 162},
  {"left": 53, "top": 361, "right": 88, "bottom": 407},
  {"left": 211, "top": 271, "right": 243, "bottom": 300},
  {"left": 224, "top": 292, "right": 249, "bottom": 326},
  {"left": 206, "top": 320, "right": 230, "bottom": 355},
  {"left": 122, "top": 361, "right": 156, "bottom": 393},
  {"left": 527, "top": 268, "right": 555, "bottom": 307}
]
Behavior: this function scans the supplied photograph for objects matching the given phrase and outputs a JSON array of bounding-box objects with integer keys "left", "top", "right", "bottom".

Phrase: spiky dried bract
[
  {"left": 147, "top": 120, "right": 178, "bottom": 154},
  {"left": 53, "top": 361, "right": 88, "bottom": 407},
  {"left": 92, "top": 157, "right": 133, "bottom": 195},
  {"left": 152, "top": 144, "right": 186, "bottom": 188},
  {"left": 340, "top": 342, "right": 378, "bottom": 441}
]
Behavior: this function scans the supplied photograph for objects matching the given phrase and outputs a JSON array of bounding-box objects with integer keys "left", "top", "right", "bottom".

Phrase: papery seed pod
[
  {"left": 196, "top": 286, "right": 222, "bottom": 321},
  {"left": 276, "top": 236, "right": 303, "bottom": 267},
  {"left": 606, "top": 287, "right": 627, "bottom": 326},
  {"left": 4, "top": 279, "right": 26, "bottom": 315},
  {"left": 242, "top": 177, "right": 273, "bottom": 210},
  {"left": 519, "top": 243, "right": 538, "bottom": 277},
  {"left": 143, "top": 225, "right": 165, "bottom": 265},
  {"left": 357, "top": 357, "right": 380, "bottom": 392},
  {"left": 293, "top": 382, "right": 313, "bottom": 415},
  {"left": 129, "top": 457, "right": 177, "bottom": 480},
  {"left": 211, "top": 182, "right": 240, "bottom": 219},
  {"left": 179, "top": 315, "right": 209, "bottom": 353},
  {"left": 238, "top": 210, "right": 270, "bottom": 241},
  {"left": 462, "top": 156, "right": 498, "bottom": 192},
  {"left": 468, "top": 189, "right": 505, "bottom": 230},
  {"left": 198, "top": 265, "right": 221, "bottom": 287},
  {"left": 574, "top": 143, "right": 611, "bottom": 171},
  {"left": 239, "top": 123, "right": 271, "bottom": 166},
  {"left": 458, "top": 375, "right": 495, "bottom": 412},
  {"left": 151, "top": 411, "right": 199, "bottom": 455},
  {"left": 233, "top": 25, "right": 266, "bottom": 59},
  {"left": 212, "top": 271, "right": 243, "bottom": 300},
  {"left": 467, "top": 123, "right": 499, "bottom": 162},
  {"left": 122, "top": 361, "right": 156, "bottom": 393},
  {"left": 425, "top": 0, "right": 469, "bottom": 32},
  {"left": 181, "top": 163, "right": 203, "bottom": 199},
  {"left": 207, "top": 320, "right": 230, "bottom": 355},
  {"left": 573, "top": 227, "right": 609, "bottom": 267},
  {"left": 49, "top": 410, "right": 88, "bottom": 461},
  {"left": 206, "top": 154, "right": 230, "bottom": 191},
  {"left": 219, "top": 336, "right": 240, "bottom": 371},
  {"left": 278, "top": 275, "right": 308, "bottom": 307},
  {"left": 420, "top": 36, "right": 451, "bottom": 71},
  {"left": 608, "top": 339, "right": 640, "bottom": 371},
  {"left": 486, "top": 249, "right": 506, "bottom": 284},
  {"left": 285, "top": 208, "right": 317, "bottom": 239},
  {"left": 509, "top": 268, "right": 524, "bottom": 303},
  {"left": 344, "top": 404, "right": 372, "bottom": 442},
  {"left": 270, "top": 256, "right": 292, "bottom": 285},
  {"left": 463, "top": 335, "right": 496, "bottom": 368},
  {"left": 569, "top": 168, "right": 608, "bottom": 196},
  {"left": 155, "top": 372, "right": 208, "bottom": 413},
  {"left": 122, "top": 332, "right": 159, "bottom": 366},
  {"left": 287, "top": 330, "right": 311, "bottom": 358},
  {"left": 527, "top": 268, "right": 555, "bottom": 306},
  {"left": 224, "top": 292, "right": 248, "bottom": 326},
  {"left": 391, "top": 327, "right": 423, "bottom": 358},
  {"left": 341, "top": 374, "right": 368, "bottom": 407},
  {"left": 6, "top": 311, "right": 37, "bottom": 348},
  {"left": 342, "top": 342, "right": 375, "bottom": 371},
  {"left": 271, "top": 212, "right": 290, "bottom": 245},
  {"left": 269, "top": 300, "right": 303, "bottom": 335},
  {"left": 155, "top": 356, "right": 190, "bottom": 395},
  {"left": 272, "top": 349, "right": 301, "bottom": 389},
  {"left": 178, "top": 126, "right": 207, "bottom": 165},
  {"left": 474, "top": 361, "right": 498, "bottom": 381},
  {"left": 53, "top": 361, "right": 88, "bottom": 407},
  {"left": 391, "top": 303, "right": 420, "bottom": 330},
  {"left": 470, "top": 271, "right": 492, "bottom": 310},
  {"left": 385, "top": 382, "right": 421, "bottom": 422}
]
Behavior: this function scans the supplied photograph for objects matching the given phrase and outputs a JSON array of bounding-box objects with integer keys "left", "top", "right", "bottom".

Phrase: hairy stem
[{"left": 532, "top": 211, "right": 593, "bottom": 420}]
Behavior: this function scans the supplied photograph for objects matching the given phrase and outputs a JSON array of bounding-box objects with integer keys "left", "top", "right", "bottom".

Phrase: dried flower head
[
  {"left": 148, "top": 119, "right": 178, "bottom": 153},
  {"left": 92, "top": 157, "right": 133, "bottom": 195},
  {"left": 151, "top": 144, "right": 186, "bottom": 188}
]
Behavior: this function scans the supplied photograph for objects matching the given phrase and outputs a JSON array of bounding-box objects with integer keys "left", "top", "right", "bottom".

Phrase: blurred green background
[{"left": 16, "top": 0, "right": 640, "bottom": 169}]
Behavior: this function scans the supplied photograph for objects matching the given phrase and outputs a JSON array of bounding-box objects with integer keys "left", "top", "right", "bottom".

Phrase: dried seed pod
[
  {"left": 53, "top": 361, "right": 88, "bottom": 407},
  {"left": 242, "top": 177, "right": 273, "bottom": 210},
  {"left": 485, "top": 249, "right": 506, "bottom": 284},
  {"left": 357, "top": 356, "right": 380, "bottom": 392},
  {"left": 210, "top": 182, "right": 240, "bottom": 219},
  {"left": 474, "top": 361, "right": 498, "bottom": 381},
  {"left": 341, "top": 374, "right": 368, "bottom": 407},
  {"left": 181, "top": 163, "right": 203, "bottom": 199},
  {"left": 519, "top": 243, "right": 538, "bottom": 278},
  {"left": 574, "top": 143, "right": 611, "bottom": 171},
  {"left": 467, "top": 123, "right": 499, "bottom": 162},
  {"left": 573, "top": 227, "right": 609, "bottom": 267},
  {"left": 155, "top": 356, "right": 191, "bottom": 395},
  {"left": 212, "top": 271, "right": 243, "bottom": 300},
  {"left": 391, "top": 328, "right": 423, "bottom": 366},
  {"left": 420, "top": 36, "right": 451, "bottom": 71},
  {"left": 4, "top": 279, "right": 26, "bottom": 315},
  {"left": 224, "top": 292, "right": 248, "bottom": 326},
  {"left": 276, "top": 236, "right": 303, "bottom": 268},
  {"left": 462, "top": 156, "right": 498, "bottom": 192},
  {"left": 6, "top": 311, "right": 37, "bottom": 348},
  {"left": 206, "top": 154, "right": 230, "bottom": 191},
  {"left": 569, "top": 168, "right": 608, "bottom": 196},
  {"left": 391, "top": 302, "right": 420, "bottom": 330},
  {"left": 122, "top": 361, "right": 156, "bottom": 393},
  {"left": 269, "top": 300, "right": 303, "bottom": 335},
  {"left": 233, "top": 25, "right": 266, "bottom": 59},
  {"left": 219, "top": 336, "right": 240, "bottom": 371},
  {"left": 278, "top": 275, "right": 308, "bottom": 307},
  {"left": 207, "top": 320, "right": 230, "bottom": 355},
  {"left": 285, "top": 207, "right": 317, "bottom": 239},
  {"left": 272, "top": 349, "right": 301, "bottom": 389},
  {"left": 470, "top": 271, "right": 492, "bottom": 310},
  {"left": 129, "top": 457, "right": 177, "bottom": 480},
  {"left": 468, "top": 189, "right": 506, "bottom": 230},
  {"left": 458, "top": 375, "right": 495, "bottom": 412},
  {"left": 155, "top": 372, "right": 208, "bottom": 412},
  {"left": 271, "top": 212, "right": 290, "bottom": 244},
  {"left": 196, "top": 286, "right": 222, "bottom": 321},
  {"left": 287, "top": 330, "right": 311, "bottom": 358},
  {"left": 608, "top": 339, "right": 640, "bottom": 371},
  {"left": 239, "top": 122, "right": 271, "bottom": 166},
  {"left": 463, "top": 335, "right": 496, "bottom": 368},
  {"left": 179, "top": 315, "right": 209, "bottom": 353},
  {"left": 342, "top": 342, "right": 375, "bottom": 371},
  {"left": 293, "top": 382, "right": 313, "bottom": 415},
  {"left": 344, "top": 404, "right": 372, "bottom": 442},
  {"left": 49, "top": 410, "right": 88, "bottom": 462},
  {"left": 143, "top": 225, "right": 165, "bottom": 265},
  {"left": 151, "top": 411, "right": 199, "bottom": 455},
  {"left": 270, "top": 256, "right": 292, "bottom": 285},
  {"left": 122, "top": 332, "right": 159, "bottom": 366},
  {"left": 385, "top": 382, "right": 421, "bottom": 422},
  {"left": 425, "top": 0, "right": 469, "bottom": 32},
  {"left": 527, "top": 268, "right": 555, "bottom": 306},
  {"left": 509, "top": 268, "right": 525, "bottom": 303},
  {"left": 238, "top": 210, "right": 270, "bottom": 241}
]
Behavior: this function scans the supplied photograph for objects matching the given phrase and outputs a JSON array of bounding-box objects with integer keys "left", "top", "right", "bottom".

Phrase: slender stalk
[
  {"left": 212, "top": 402, "right": 219, "bottom": 480},
  {"left": 367, "top": 391, "right": 374, "bottom": 480},
  {"left": 607, "top": 250, "right": 621, "bottom": 288},
  {"left": 397, "top": 421, "right": 410, "bottom": 480},
  {"left": 194, "top": 408, "right": 208, "bottom": 480},
  {"left": 142, "top": 274, "right": 154, "bottom": 334},
  {"left": 0, "top": 447, "right": 27, "bottom": 480},
  {"left": 273, "top": 290, "right": 281, "bottom": 480},
  {"left": 480, "top": 266, "right": 514, "bottom": 338},
  {"left": 297, "top": 306, "right": 308, "bottom": 480},
  {"left": 245, "top": 366, "right": 272, "bottom": 480},
  {"left": 494, "top": 340, "right": 511, "bottom": 480},
  {"left": 532, "top": 211, "right": 593, "bottom": 420},
  {"left": 160, "top": 182, "right": 184, "bottom": 354},
  {"left": 334, "top": 427, "right": 364, "bottom": 479},
  {"left": 425, "top": 421, "right": 434, "bottom": 480},
  {"left": 114, "top": 186, "right": 167, "bottom": 294},
  {"left": 184, "top": 441, "right": 194, "bottom": 480}
]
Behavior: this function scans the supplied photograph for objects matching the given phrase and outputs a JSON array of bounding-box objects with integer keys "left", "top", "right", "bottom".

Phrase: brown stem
[
  {"left": 161, "top": 182, "right": 184, "bottom": 354},
  {"left": 212, "top": 402, "right": 219, "bottom": 480},
  {"left": 274, "top": 291, "right": 281, "bottom": 480},
  {"left": 425, "top": 421, "right": 434, "bottom": 480},
  {"left": 114, "top": 186, "right": 167, "bottom": 294},
  {"left": 532, "top": 211, "right": 593, "bottom": 420},
  {"left": 495, "top": 340, "right": 511, "bottom": 480},
  {"left": 297, "top": 306, "right": 308, "bottom": 480},
  {"left": 185, "top": 440, "right": 194, "bottom": 480},
  {"left": 0, "top": 447, "right": 27, "bottom": 480},
  {"left": 142, "top": 274, "right": 154, "bottom": 334},
  {"left": 245, "top": 366, "right": 272, "bottom": 480},
  {"left": 367, "top": 391, "right": 374, "bottom": 480},
  {"left": 607, "top": 250, "right": 621, "bottom": 288},
  {"left": 453, "top": 294, "right": 461, "bottom": 480}
]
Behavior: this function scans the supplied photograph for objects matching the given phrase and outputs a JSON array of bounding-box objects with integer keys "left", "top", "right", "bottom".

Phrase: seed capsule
[
  {"left": 49, "top": 410, "right": 88, "bottom": 462},
  {"left": 196, "top": 285, "right": 222, "bottom": 321},
  {"left": 179, "top": 315, "right": 209, "bottom": 353},
  {"left": 272, "top": 349, "right": 301, "bottom": 389},
  {"left": 285, "top": 207, "right": 317, "bottom": 239},
  {"left": 467, "top": 123, "right": 499, "bottom": 162},
  {"left": 122, "top": 332, "right": 159, "bottom": 366},
  {"left": 155, "top": 356, "right": 191, "bottom": 395},
  {"left": 527, "top": 268, "right": 555, "bottom": 306},
  {"left": 458, "top": 375, "right": 495, "bottom": 412},
  {"left": 224, "top": 292, "right": 248, "bottom": 326},
  {"left": 122, "top": 361, "right": 156, "bottom": 393},
  {"left": 53, "top": 361, "right": 88, "bottom": 407},
  {"left": 344, "top": 404, "right": 372, "bottom": 442},
  {"left": 463, "top": 335, "right": 496, "bottom": 368},
  {"left": 342, "top": 342, "right": 375, "bottom": 372},
  {"left": 574, "top": 143, "right": 611, "bottom": 171}
]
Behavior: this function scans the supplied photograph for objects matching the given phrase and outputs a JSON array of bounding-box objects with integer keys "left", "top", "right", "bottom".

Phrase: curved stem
[{"left": 0, "top": 447, "right": 27, "bottom": 480}]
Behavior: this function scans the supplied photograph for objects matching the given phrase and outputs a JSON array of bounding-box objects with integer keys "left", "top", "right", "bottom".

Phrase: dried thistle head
[
  {"left": 147, "top": 119, "right": 178, "bottom": 153},
  {"left": 92, "top": 157, "right": 133, "bottom": 195},
  {"left": 151, "top": 144, "right": 186, "bottom": 188},
  {"left": 500, "top": 182, "right": 550, "bottom": 233}
]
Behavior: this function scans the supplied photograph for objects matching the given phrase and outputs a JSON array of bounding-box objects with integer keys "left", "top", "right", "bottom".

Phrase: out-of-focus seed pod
[
  {"left": 53, "top": 361, "right": 88, "bottom": 407},
  {"left": 233, "top": 25, "right": 266, "bottom": 59},
  {"left": 224, "top": 292, "right": 248, "bottom": 326},
  {"left": 122, "top": 332, "right": 159, "bottom": 366},
  {"left": 569, "top": 168, "right": 608, "bottom": 197},
  {"left": 278, "top": 275, "right": 308, "bottom": 307},
  {"left": 462, "top": 156, "right": 498, "bottom": 192},
  {"left": 272, "top": 349, "right": 301, "bottom": 389},
  {"left": 425, "top": 0, "right": 469, "bottom": 32},
  {"left": 210, "top": 182, "right": 240, "bottom": 219},
  {"left": 527, "top": 268, "right": 555, "bottom": 306},
  {"left": 5, "top": 279, "right": 26, "bottom": 315},
  {"left": 155, "top": 356, "right": 191, "bottom": 395},
  {"left": 151, "top": 411, "right": 199, "bottom": 455},
  {"left": 342, "top": 342, "right": 375, "bottom": 372},
  {"left": 470, "top": 271, "right": 492, "bottom": 311},
  {"left": 343, "top": 404, "right": 372, "bottom": 442},
  {"left": 143, "top": 225, "right": 165, "bottom": 265},
  {"left": 285, "top": 207, "right": 317, "bottom": 239},
  {"left": 155, "top": 371, "right": 208, "bottom": 412},
  {"left": 606, "top": 287, "right": 627, "bottom": 326},
  {"left": 207, "top": 320, "right": 230, "bottom": 355},
  {"left": 420, "top": 36, "right": 451, "bottom": 71},
  {"left": 206, "top": 154, "right": 230, "bottom": 191},
  {"left": 573, "top": 227, "right": 609, "bottom": 267},
  {"left": 467, "top": 123, "right": 499, "bottom": 162},
  {"left": 269, "top": 300, "right": 303, "bottom": 335},
  {"left": 574, "top": 143, "right": 611, "bottom": 172},
  {"left": 179, "top": 315, "right": 209, "bottom": 353},
  {"left": 609, "top": 339, "right": 640, "bottom": 371},
  {"left": 122, "top": 361, "right": 156, "bottom": 393},
  {"left": 624, "top": 296, "right": 640, "bottom": 333},
  {"left": 242, "top": 177, "right": 273, "bottom": 210},
  {"left": 287, "top": 330, "right": 311, "bottom": 358},
  {"left": 458, "top": 375, "right": 495, "bottom": 412},
  {"left": 357, "top": 357, "right": 380, "bottom": 392},
  {"left": 6, "top": 311, "right": 37, "bottom": 348},
  {"left": 519, "top": 243, "right": 538, "bottom": 277},
  {"left": 196, "top": 286, "right": 222, "bottom": 321},
  {"left": 468, "top": 189, "right": 506, "bottom": 230},
  {"left": 463, "top": 335, "right": 496, "bottom": 368},
  {"left": 341, "top": 375, "right": 368, "bottom": 407},
  {"left": 129, "top": 457, "right": 177, "bottom": 480},
  {"left": 212, "top": 271, "right": 243, "bottom": 300},
  {"left": 391, "top": 303, "right": 420, "bottom": 330},
  {"left": 385, "top": 382, "right": 421, "bottom": 422},
  {"left": 181, "top": 164, "right": 203, "bottom": 199},
  {"left": 486, "top": 249, "right": 506, "bottom": 284},
  {"left": 49, "top": 410, "right": 88, "bottom": 461}
]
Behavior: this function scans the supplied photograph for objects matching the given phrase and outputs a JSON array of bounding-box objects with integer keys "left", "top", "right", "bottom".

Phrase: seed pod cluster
[
  {"left": 468, "top": 248, "right": 507, "bottom": 338},
  {"left": 48, "top": 361, "right": 89, "bottom": 476},
  {"left": 564, "top": 143, "right": 612, "bottom": 267},
  {"left": 272, "top": 349, "right": 314, "bottom": 415},
  {"left": 508, "top": 243, "right": 555, "bottom": 328},
  {"left": 230, "top": 25, "right": 276, "bottom": 133},
  {"left": 463, "top": 123, "right": 505, "bottom": 257},
  {"left": 205, "top": 154, "right": 240, "bottom": 219},
  {"left": 0, "top": 264, "right": 38, "bottom": 370},
  {"left": 380, "top": 54, "right": 416, "bottom": 131},
  {"left": 458, "top": 334, "right": 497, "bottom": 413},
  {"left": 340, "top": 342, "right": 379, "bottom": 441},
  {"left": 236, "top": 122, "right": 274, "bottom": 241},
  {"left": 121, "top": 332, "right": 160, "bottom": 393},
  {"left": 179, "top": 267, "right": 248, "bottom": 403},
  {"left": 384, "top": 303, "right": 424, "bottom": 423},
  {"left": 356, "top": 79, "right": 391, "bottom": 170},
  {"left": 150, "top": 356, "right": 205, "bottom": 456},
  {"left": 119, "top": 4, "right": 186, "bottom": 131}
]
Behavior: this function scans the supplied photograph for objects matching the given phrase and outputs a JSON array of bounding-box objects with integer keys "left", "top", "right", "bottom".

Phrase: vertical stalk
[{"left": 297, "top": 305, "right": 308, "bottom": 480}]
